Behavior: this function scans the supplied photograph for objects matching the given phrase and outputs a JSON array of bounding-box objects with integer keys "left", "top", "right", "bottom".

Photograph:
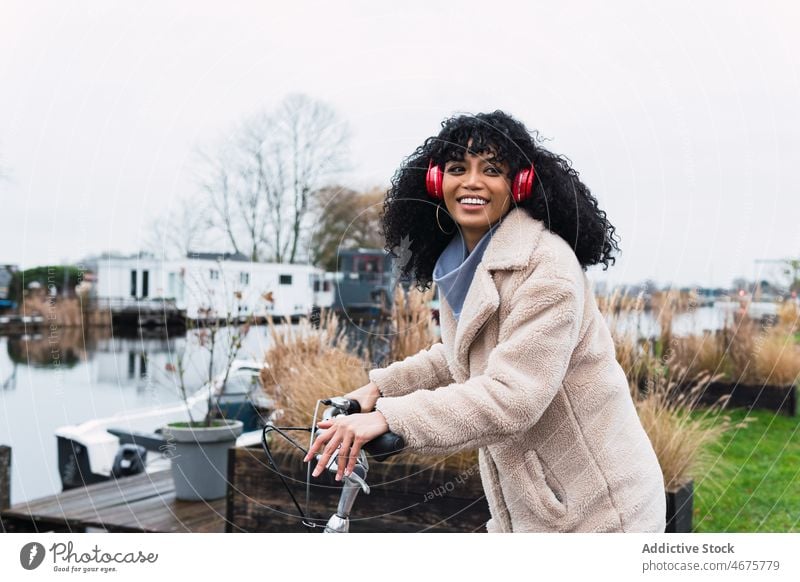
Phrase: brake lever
[
  {"left": 321, "top": 396, "right": 361, "bottom": 415},
  {"left": 343, "top": 468, "right": 370, "bottom": 493}
]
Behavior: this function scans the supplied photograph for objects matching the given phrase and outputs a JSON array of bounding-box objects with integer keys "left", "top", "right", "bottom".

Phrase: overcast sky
[{"left": 1, "top": 0, "right": 799, "bottom": 289}]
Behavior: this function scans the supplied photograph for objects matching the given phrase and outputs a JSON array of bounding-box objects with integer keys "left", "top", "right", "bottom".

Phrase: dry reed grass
[
  {"left": 22, "top": 291, "right": 86, "bottom": 327},
  {"left": 652, "top": 290, "right": 675, "bottom": 352},
  {"left": 667, "top": 310, "right": 800, "bottom": 386},
  {"left": 259, "top": 292, "right": 477, "bottom": 476},
  {"left": 602, "top": 288, "right": 747, "bottom": 490},
  {"left": 260, "top": 308, "right": 370, "bottom": 428},
  {"left": 666, "top": 332, "right": 728, "bottom": 383},
  {"left": 598, "top": 288, "right": 660, "bottom": 395},
  {"left": 777, "top": 300, "right": 799, "bottom": 333},
  {"left": 595, "top": 291, "right": 642, "bottom": 315},
  {"left": 721, "top": 313, "right": 758, "bottom": 383},
  {"left": 749, "top": 329, "right": 800, "bottom": 386},
  {"left": 388, "top": 284, "right": 439, "bottom": 362}
]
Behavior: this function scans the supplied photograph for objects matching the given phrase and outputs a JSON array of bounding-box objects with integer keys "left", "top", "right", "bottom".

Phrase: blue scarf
[{"left": 432, "top": 220, "right": 503, "bottom": 322}]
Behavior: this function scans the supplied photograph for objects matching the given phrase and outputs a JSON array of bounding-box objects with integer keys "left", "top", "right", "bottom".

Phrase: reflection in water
[
  {"left": 2, "top": 306, "right": 726, "bottom": 388},
  {"left": 6, "top": 327, "right": 94, "bottom": 368},
  {"left": 91, "top": 331, "right": 182, "bottom": 394},
  {"left": 1, "top": 363, "right": 16, "bottom": 390}
]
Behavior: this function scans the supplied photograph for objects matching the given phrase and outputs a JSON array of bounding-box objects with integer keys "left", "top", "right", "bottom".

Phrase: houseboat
[
  {"left": 89, "top": 252, "right": 334, "bottom": 325},
  {"left": 330, "top": 248, "right": 396, "bottom": 320}
]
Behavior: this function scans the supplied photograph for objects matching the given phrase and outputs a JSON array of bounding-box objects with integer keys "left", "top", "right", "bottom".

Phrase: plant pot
[
  {"left": 665, "top": 480, "right": 693, "bottom": 533},
  {"left": 679, "top": 381, "right": 796, "bottom": 416},
  {"left": 163, "top": 419, "right": 243, "bottom": 501}
]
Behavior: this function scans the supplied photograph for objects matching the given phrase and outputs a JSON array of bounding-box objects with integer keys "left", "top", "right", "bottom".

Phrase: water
[{"left": 606, "top": 305, "right": 732, "bottom": 339}]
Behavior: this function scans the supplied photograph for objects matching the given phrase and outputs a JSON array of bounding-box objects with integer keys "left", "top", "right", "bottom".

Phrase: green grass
[{"left": 692, "top": 408, "right": 800, "bottom": 532}]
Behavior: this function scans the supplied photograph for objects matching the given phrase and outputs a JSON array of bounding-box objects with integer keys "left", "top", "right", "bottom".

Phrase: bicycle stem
[
  {"left": 315, "top": 401, "right": 371, "bottom": 533},
  {"left": 323, "top": 463, "right": 369, "bottom": 533}
]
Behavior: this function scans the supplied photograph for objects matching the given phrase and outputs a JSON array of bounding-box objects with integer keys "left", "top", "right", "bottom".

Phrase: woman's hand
[
  {"left": 303, "top": 411, "right": 389, "bottom": 481},
  {"left": 343, "top": 382, "right": 381, "bottom": 413}
]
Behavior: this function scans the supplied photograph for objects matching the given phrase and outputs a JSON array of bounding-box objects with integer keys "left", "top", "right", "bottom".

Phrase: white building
[{"left": 91, "top": 252, "right": 334, "bottom": 319}]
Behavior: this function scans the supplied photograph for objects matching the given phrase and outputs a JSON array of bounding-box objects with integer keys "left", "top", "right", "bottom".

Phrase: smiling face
[{"left": 441, "top": 148, "right": 513, "bottom": 251}]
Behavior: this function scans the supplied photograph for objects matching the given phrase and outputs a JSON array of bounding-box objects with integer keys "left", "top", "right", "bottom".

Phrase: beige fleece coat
[{"left": 371, "top": 207, "right": 666, "bottom": 533}]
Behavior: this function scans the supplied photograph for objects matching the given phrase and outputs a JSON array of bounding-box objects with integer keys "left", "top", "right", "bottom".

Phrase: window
[
  {"left": 130, "top": 270, "right": 137, "bottom": 298},
  {"left": 354, "top": 255, "right": 381, "bottom": 282},
  {"left": 210, "top": 269, "right": 219, "bottom": 280},
  {"left": 313, "top": 280, "right": 320, "bottom": 292},
  {"left": 323, "top": 281, "right": 331, "bottom": 292},
  {"left": 279, "top": 274, "right": 292, "bottom": 285},
  {"left": 142, "top": 270, "right": 149, "bottom": 298},
  {"left": 355, "top": 256, "right": 382, "bottom": 273},
  {"left": 240, "top": 272, "right": 250, "bottom": 285}
]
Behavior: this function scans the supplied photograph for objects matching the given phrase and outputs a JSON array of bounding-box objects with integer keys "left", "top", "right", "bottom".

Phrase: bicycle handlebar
[
  {"left": 262, "top": 395, "right": 406, "bottom": 532},
  {"left": 363, "top": 431, "right": 405, "bottom": 462}
]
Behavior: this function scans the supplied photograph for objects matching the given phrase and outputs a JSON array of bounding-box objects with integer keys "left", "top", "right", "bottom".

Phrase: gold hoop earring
[{"left": 435, "top": 204, "right": 455, "bottom": 235}]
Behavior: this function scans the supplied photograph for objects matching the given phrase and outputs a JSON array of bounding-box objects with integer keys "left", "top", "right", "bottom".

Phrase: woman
[{"left": 304, "top": 111, "right": 666, "bottom": 533}]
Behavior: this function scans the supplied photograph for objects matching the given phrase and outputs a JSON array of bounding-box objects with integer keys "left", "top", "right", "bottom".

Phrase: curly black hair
[{"left": 382, "top": 110, "right": 621, "bottom": 290}]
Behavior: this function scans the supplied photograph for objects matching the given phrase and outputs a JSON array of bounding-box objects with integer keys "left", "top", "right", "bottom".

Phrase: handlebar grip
[
  {"left": 346, "top": 399, "right": 361, "bottom": 414},
  {"left": 363, "top": 432, "right": 405, "bottom": 462}
]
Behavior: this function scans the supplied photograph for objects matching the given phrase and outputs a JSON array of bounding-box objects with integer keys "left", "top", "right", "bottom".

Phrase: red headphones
[{"left": 426, "top": 159, "right": 536, "bottom": 203}]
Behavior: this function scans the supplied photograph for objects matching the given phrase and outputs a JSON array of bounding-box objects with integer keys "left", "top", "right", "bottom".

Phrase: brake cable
[{"left": 259, "top": 399, "right": 328, "bottom": 532}]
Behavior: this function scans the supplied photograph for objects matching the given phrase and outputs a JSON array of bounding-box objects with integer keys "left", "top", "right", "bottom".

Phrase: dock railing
[{"left": 93, "top": 297, "right": 180, "bottom": 311}]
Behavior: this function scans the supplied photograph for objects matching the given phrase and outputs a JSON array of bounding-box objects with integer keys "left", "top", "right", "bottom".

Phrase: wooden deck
[{"left": 0, "top": 470, "right": 226, "bottom": 533}]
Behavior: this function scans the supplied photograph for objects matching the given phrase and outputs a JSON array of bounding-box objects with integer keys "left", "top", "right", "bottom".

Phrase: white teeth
[{"left": 459, "top": 198, "right": 488, "bottom": 205}]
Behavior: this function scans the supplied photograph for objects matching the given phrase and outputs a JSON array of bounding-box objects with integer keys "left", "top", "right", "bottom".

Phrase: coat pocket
[{"left": 521, "top": 449, "right": 568, "bottom": 520}]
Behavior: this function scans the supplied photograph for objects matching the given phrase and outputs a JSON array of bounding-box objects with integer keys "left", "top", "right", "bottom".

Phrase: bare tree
[
  {"left": 196, "top": 94, "right": 350, "bottom": 263},
  {"left": 196, "top": 146, "right": 243, "bottom": 257},
  {"left": 146, "top": 195, "right": 211, "bottom": 259},
  {"left": 233, "top": 115, "right": 276, "bottom": 262},
  {"left": 274, "top": 94, "right": 350, "bottom": 263}
]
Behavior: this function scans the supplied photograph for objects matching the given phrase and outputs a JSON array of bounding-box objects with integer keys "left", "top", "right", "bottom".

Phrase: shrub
[{"left": 634, "top": 368, "right": 747, "bottom": 491}]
